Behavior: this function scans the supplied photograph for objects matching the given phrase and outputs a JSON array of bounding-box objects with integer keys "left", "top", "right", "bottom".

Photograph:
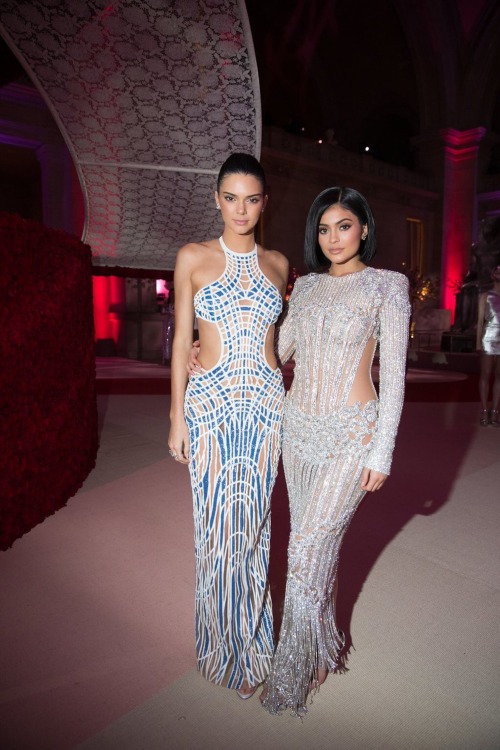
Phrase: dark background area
[
  {"left": 246, "top": 0, "right": 418, "bottom": 168},
  {"left": 245, "top": 0, "right": 500, "bottom": 171}
]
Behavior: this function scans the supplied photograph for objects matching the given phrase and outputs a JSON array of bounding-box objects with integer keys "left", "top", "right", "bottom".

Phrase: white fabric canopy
[{"left": 0, "top": 0, "right": 261, "bottom": 269}]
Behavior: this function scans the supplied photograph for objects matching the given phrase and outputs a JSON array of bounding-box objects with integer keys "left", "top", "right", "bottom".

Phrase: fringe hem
[{"left": 261, "top": 586, "right": 345, "bottom": 717}]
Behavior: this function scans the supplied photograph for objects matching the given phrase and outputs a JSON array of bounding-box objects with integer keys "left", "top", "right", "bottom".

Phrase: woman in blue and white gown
[{"left": 168, "top": 154, "right": 289, "bottom": 697}]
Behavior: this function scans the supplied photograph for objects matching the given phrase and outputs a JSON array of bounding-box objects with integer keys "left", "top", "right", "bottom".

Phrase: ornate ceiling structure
[{"left": 0, "top": 0, "right": 261, "bottom": 269}]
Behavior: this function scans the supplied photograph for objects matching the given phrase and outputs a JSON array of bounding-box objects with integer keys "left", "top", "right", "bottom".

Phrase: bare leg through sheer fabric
[
  {"left": 491, "top": 356, "right": 500, "bottom": 425},
  {"left": 236, "top": 682, "right": 260, "bottom": 700},
  {"left": 184, "top": 244, "right": 285, "bottom": 690},
  {"left": 261, "top": 400, "right": 375, "bottom": 716}
]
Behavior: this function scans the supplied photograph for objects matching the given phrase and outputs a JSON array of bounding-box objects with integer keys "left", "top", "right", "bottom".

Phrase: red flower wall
[{"left": 0, "top": 213, "right": 98, "bottom": 550}]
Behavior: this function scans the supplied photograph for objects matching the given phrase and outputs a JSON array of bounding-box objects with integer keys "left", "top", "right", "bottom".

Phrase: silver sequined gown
[
  {"left": 262, "top": 267, "right": 410, "bottom": 715},
  {"left": 481, "top": 291, "right": 500, "bottom": 355}
]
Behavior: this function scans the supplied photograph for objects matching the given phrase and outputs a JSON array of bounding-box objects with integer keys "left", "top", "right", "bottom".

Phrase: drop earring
[{"left": 215, "top": 204, "right": 221, "bottom": 210}]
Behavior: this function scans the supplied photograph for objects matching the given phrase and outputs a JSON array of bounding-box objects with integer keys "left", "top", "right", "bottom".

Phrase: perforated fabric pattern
[
  {"left": 185, "top": 240, "right": 284, "bottom": 688},
  {"left": 0, "top": 0, "right": 261, "bottom": 268}
]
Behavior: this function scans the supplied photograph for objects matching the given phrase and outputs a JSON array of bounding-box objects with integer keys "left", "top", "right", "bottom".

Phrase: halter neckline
[{"left": 219, "top": 236, "right": 257, "bottom": 257}]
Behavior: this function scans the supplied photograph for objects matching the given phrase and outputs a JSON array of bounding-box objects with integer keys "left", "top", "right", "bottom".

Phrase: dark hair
[
  {"left": 304, "top": 186, "right": 377, "bottom": 272},
  {"left": 216, "top": 152, "right": 267, "bottom": 193}
]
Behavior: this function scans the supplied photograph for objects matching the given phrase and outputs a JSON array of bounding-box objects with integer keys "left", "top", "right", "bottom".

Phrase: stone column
[
  {"left": 64, "top": 151, "right": 85, "bottom": 239},
  {"left": 109, "top": 277, "right": 127, "bottom": 356},
  {"left": 93, "top": 276, "right": 116, "bottom": 355},
  {"left": 36, "top": 142, "right": 66, "bottom": 231},
  {"left": 439, "top": 127, "right": 486, "bottom": 319}
]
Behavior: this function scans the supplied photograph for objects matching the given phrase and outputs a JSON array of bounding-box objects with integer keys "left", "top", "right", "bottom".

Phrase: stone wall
[{"left": 261, "top": 127, "right": 441, "bottom": 276}]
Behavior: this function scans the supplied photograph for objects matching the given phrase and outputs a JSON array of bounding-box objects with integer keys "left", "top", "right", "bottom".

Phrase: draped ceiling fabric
[{"left": 0, "top": 0, "right": 261, "bottom": 270}]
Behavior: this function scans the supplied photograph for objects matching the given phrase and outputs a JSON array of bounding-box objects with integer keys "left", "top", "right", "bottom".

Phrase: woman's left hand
[
  {"left": 187, "top": 339, "right": 203, "bottom": 376},
  {"left": 360, "top": 467, "right": 388, "bottom": 492}
]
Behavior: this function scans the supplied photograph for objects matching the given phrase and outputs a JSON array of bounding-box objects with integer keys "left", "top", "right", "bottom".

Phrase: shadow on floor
[{"left": 268, "top": 402, "right": 478, "bottom": 664}]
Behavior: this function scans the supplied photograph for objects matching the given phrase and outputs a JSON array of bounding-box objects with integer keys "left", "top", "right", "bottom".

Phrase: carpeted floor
[{"left": 1, "top": 358, "right": 499, "bottom": 750}]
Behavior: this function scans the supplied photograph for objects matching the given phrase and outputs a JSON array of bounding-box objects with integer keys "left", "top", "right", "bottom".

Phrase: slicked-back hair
[
  {"left": 304, "top": 187, "right": 377, "bottom": 272},
  {"left": 216, "top": 153, "right": 267, "bottom": 193}
]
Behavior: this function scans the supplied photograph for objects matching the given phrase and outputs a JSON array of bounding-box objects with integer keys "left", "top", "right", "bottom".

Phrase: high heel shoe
[
  {"left": 479, "top": 409, "right": 489, "bottom": 426},
  {"left": 310, "top": 667, "right": 329, "bottom": 691},
  {"left": 490, "top": 409, "right": 499, "bottom": 427},
  {"left": 236, "top": 685, "right": 258, "bottom": 700}
]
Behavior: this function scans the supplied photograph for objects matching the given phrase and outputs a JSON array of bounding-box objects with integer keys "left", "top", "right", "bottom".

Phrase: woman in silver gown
[
  {"left": 261, "top": 187, "right": 411, "bottom": 715},
  {"left": 476, "top": 264, "right": 500, "bottom": 426}
]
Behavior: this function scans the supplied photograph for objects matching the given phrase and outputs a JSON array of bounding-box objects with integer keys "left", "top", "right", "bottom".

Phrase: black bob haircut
[
  {"left": 216, "top": 153, "right": 267, "bottom": 193},
  {"left": 304, "top": 186, "right": 377, "bottom": 272}
]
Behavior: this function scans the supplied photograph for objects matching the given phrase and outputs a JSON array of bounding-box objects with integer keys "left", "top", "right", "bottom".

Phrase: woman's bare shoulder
[
  {"left": 176, "top": 239, "right": 220, "bottom": 264},
  {"left": 260, "top": 246, "right": 289, "bottom": 272},
  {"left": 178, "top": 238, "right": 219, "bottom": 254}
]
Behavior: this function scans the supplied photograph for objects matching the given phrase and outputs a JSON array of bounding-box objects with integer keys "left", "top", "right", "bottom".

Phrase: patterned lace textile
[
  {"left": 481, "top": 291, "right": 500, "bottom": 355},
  {"left": 184, "top": 237, "right": 284, "bottom": 689},
  {"left": 262, "top": 268, "right": 410, "bottom": 715},
  {"left": 0, "top": 0, "right": 260, "bottom": 268}
]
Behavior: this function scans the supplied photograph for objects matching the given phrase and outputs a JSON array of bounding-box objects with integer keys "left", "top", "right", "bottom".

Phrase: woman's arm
[
  {"left": 364, "top": 272, "right": 411, "bottom": 477},
  {"left": 168, "top": 245, "right": 196, "bottom": 464},
  {"left": 276, "top": 276, "right": 303, "bottom": 364}
]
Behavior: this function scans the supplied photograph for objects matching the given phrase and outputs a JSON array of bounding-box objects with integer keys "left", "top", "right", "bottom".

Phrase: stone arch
[
  {"left": 392, "top": 0, "right": 500, "bottom": 136},
  {"left": 460, "top": 3, "right": 500, "bottom": 130},
  {"left": 392, "top": 0, "right": 463, "bottom": 132}
]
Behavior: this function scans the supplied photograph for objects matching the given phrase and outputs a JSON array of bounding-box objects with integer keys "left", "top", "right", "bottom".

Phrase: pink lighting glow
[
  {"left": 440, "top": 127, "right": 485, "bottom": 323},
  {"left": 92, "top": 277, "right": 112, "bottom": 340}
]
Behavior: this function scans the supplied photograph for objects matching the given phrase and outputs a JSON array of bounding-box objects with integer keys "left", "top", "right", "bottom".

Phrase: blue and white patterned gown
[{"left": 184, "top": 237, "right": 285, "bottom": 689}]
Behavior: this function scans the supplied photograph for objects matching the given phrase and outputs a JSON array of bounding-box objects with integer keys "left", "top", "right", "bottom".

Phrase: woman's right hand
[
  {"left": 168, "top": 419, "right": 190, "bottom": 464},
  {"left": 187, "top": 339, "right": 203, "bottom": 376}
]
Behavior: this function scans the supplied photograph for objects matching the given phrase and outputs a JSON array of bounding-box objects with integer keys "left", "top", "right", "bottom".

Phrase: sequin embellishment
[{"left": 262, "top": 268, "right": 410, "bottom": 715}]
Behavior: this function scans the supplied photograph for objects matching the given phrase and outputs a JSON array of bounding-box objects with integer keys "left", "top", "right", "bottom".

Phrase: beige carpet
[{"left": 1, "top": 393, "right": 499, "bottom": 750}]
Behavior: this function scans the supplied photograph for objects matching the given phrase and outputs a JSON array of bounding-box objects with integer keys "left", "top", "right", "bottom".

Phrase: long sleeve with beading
[
  {"left": 276, "top": 278, "right": 302, "bottom": 365},
  {"left": 364, "top": 272, "right": 410, "bottom": 475},
  {"left": 277, "top": 269, "right": 410, "bottom": 474}
]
